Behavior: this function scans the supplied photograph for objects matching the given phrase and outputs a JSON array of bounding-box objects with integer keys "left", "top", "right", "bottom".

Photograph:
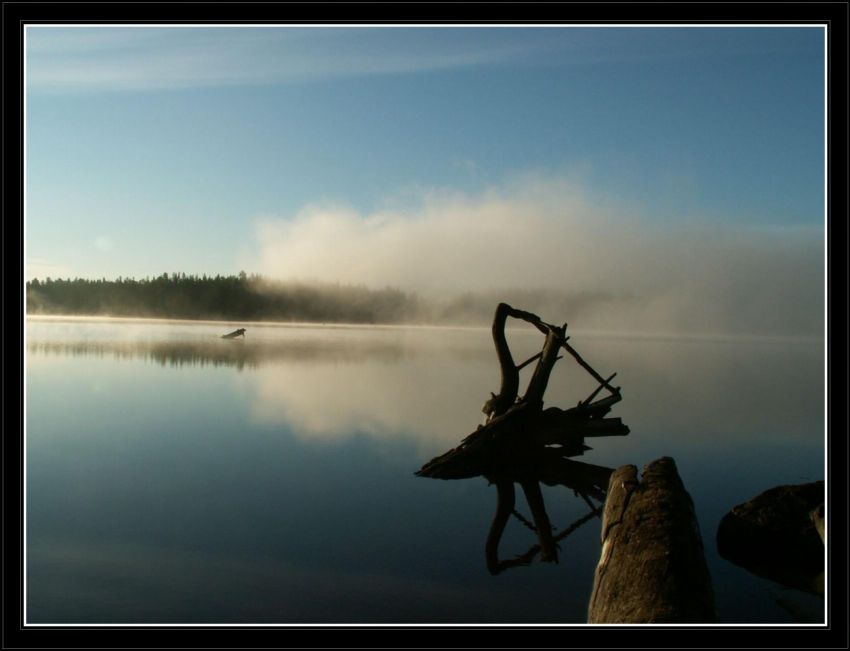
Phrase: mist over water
[
  {"left": 27, "top": 317, "right": 824, "bottom": 453},
  {"left": 248, "top": 175, "right": 824, "bottom": 338}
]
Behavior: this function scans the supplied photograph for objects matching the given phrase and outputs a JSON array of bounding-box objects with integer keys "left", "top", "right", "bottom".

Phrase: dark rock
[{"left": 716, "top": 481, "right": 824, "bottom": 594}]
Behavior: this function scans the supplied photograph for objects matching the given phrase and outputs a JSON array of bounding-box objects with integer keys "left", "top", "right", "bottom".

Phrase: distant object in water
[{"left": 221, "top": 328, "right": 246, "bottom": 339}]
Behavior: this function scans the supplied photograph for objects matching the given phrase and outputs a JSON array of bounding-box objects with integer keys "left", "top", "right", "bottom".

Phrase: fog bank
[{"left": 249, "top": 175, "right": 823, "bottom": 337}]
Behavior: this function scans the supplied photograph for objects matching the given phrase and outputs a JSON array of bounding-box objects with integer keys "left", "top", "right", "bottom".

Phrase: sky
[{"left": 24, "top": 25, "right": 826, "bottom": 336}]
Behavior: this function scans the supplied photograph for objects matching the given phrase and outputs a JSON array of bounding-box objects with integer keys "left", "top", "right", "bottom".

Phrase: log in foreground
[{"left": 587, "top": 457, "right": 717, "bottom": 623}]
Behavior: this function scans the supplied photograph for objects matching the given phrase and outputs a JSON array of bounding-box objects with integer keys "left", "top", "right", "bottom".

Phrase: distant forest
[{"left": 26, "top": 272, "right": 424, "bottom": 324}]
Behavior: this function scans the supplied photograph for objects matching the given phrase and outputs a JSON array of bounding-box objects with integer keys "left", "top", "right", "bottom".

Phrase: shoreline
[{"left": 24, "top": 313, "right": 825, "bottom": 345}]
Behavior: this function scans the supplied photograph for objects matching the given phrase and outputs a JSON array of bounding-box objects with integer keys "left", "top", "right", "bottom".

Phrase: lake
[{"left": 24, "top": 316, "right": 826, "bottom": 624}]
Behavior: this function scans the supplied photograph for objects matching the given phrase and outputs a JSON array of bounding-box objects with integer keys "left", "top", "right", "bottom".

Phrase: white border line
[
  {"left": 22, "top": 22, "right": 830, "bottom": 629},
  {"left": 821, "top": 21, "right": 829, "bottom": 608},
  {"left": 26, "top": 23, "right": 826, "bottom": 27},
  {"left": 22, "top": 23, "right": 29, "bottom": 628}
]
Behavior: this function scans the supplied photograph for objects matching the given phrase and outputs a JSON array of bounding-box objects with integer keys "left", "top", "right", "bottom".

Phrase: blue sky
[{"left": 24, "top": 25, "right": 826, "bottom": 334}]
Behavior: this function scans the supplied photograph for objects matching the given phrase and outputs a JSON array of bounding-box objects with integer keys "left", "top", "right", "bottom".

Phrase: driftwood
[
  {"left": 416, "top": 303, "right": 629, "bottom": 574},
  {"left": 587, "top": 457, "right": 717, "bottom": 623},
  {"left": 416, "top": 304, "right": 720, "bottom": 621},
  {"left": 417, "top": 303, "right": 627, "bottom": 482}
]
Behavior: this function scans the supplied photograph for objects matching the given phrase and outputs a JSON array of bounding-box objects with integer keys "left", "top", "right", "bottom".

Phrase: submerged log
[{"left": 587, "top": 457, "right": 717, "bottom": 623}]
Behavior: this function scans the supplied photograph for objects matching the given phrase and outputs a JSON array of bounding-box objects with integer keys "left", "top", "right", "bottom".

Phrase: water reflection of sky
[{"left": 25, "top": 318, "right": 826, "bottom": 624}]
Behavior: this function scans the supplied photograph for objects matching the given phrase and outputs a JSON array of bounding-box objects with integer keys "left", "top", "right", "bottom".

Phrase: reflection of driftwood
[
  {"left": 221, "top": 328, "right": 246, "bottom": 339},
  {"left": 491, "top": 504, "right": 604, "bottom": 575},
  {"left": 486, "top": 457, "right": 614, "bottom": 575},
  {"left": 587, "top": 457, "right": 717, "bottom": 623},
  {"left": 416, "top": 304, "right": 716, "bottom": 621}
]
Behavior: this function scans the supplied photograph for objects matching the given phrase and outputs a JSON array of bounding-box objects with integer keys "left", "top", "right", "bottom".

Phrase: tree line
[{"left": 26, "top": 272, "right": 424, "bottom": 324}]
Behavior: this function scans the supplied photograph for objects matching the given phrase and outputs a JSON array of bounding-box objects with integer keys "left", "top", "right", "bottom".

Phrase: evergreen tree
[{"left": 25, "top": 273, "right": 423, "bottom": 324}]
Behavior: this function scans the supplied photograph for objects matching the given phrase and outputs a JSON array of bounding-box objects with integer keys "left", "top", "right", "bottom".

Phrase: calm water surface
[{"left": 25, "top": 317, "right": 825, "bottom": 624}]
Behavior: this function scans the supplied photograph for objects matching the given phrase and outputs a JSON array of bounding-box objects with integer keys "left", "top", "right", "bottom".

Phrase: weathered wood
[
  {"left": 415, "top": 400, "right": 534, "bottom": 480},
  {"left": 482, "top": 302, "right": 550, "bottom": 421},
  {"left": 580, "top": 372, "right": 617, "bottom": 406},
  {"left": 579, "top": 392, "right": 622, "bottom": 413},
  {"left": 587, "top": 457, "right": 717, "bottom": 623},
  {"left": 482, "top": 303, "right": 521, "bottom": 420},
  {"left": 418, "top": 387, "right": 626, "bottom": 482},
  {"left": 530, "top": 411, "right": 628, "bottom": 446},
  {"left": 415, "top": 401, "right": 628, "bottom": 481},
  {"left": 416, "top": 302, "right": 632, "bottom": 580},
  {"left": 515, "top": 350, "right": 543, "bottom": 372},
  {"left": 416, "top": 303, "right": 628, "bottom": 481},
  {"left": 561, "top": 339, "right": 620, "bottom": 398},
  {"left": 523, "top": 327, "right": 565, "bottom": 407}
]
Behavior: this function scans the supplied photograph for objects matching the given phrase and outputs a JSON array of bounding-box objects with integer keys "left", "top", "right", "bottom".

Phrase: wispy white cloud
[
  {"left": 25, "top": 26, "right": 538, "bottom": 93},
  {"left": 246, "top": 172, "right": 824, "bottom": 337},
  {"left": 24, "top": 25, "right": 824, "bottom": 98}
]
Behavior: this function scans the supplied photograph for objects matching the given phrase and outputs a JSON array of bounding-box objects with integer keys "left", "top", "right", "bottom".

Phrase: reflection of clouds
[
  {"left": 26, "top": 319, "right": 824, "bottom": 452},
  {"left": 247, "top": 333, "right": 824, "bottom": 453},
  {"left": 249, "top": 358, "right": 493, "bottom": 451},
  {"left": 562, "top": 336, "right": 824, "bottom": 445}
]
